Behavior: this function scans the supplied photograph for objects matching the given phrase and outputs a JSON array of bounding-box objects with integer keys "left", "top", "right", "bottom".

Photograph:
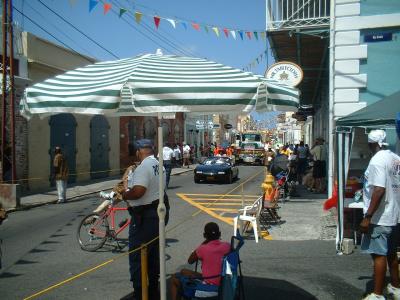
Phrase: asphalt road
[{"left": 0, "top": 165, "right": 372, "bottom": 300}]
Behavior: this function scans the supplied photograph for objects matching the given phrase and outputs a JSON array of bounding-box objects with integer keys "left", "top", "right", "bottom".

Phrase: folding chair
[
  {"left": 180, "top": 234, "right": 245, "bottom": 300},
  {"left": 233, "top": 196, "right": 262, "bottom": 243}
]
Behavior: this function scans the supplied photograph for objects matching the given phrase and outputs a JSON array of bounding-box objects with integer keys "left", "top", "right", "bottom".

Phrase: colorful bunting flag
[
  {"left": 260, "top": 31, "right": 266, "bottom": 40},
  {"left": 246, "top": 31, "right": 252, "bottom": 39},
  {"left": 89, "top": 0, "right": 98, "bottom": 12},
  {"left": 154, "top": 16, "right": 161, "bottom": 29},
  {"left": 192, "top": 23, "right": 200, "bottom": 31},
  {"left": 212, "top": 27, "right": 219, "bottom": 37},
  {"left": 222, "top": 28, "right": 229, "bottom": 38},
  {"left": 103, "top": 3, "right": 112, "bottom": 15},
  {"left": 204, "top": 26, "right": 209, "bottom": 33},
  {"left": 119, "top": 8, "right": 127, "bottom": 18},
  {"left": 181, "top": 21, "right": 187, "bottom": 30},
  {"left": 253, "top": 31, "right": 258, "bottom": 40},
  {"left": 230, "top": 30, "right": 236, "bottom": 40},
  {"left": 238, "top": 30, "right": 244, "bottom": 40},
  {"left": 167, "top": 19, "right": 176, "bottom": 28},
  {"left": 256, "top": 58, "right": 259, "bottom": 64},
  {"left": 134, "top": 11, "right": 143, "bottom": 24}
]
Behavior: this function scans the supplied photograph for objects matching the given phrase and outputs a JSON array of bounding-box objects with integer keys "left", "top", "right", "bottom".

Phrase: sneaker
[
  {"left": 386, "top": 283, "right": 400, "bottom": 300},
  {"left": 363, "top": 293, "right": 385, "bottom": 300}
]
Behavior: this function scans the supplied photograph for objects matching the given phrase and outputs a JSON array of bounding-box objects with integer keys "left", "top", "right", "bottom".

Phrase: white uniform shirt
[
  {"left": 163, "top": 146, "right": 174, "bottom": 161},
  {"left": 363, "top": 150, "right": 400, "bottom": 226},
  {"left": 183, "top": 145, "right": 191, "bottom": 154},
  {"left": 128, "top": 155, "right": 166, "bottom": 207}
]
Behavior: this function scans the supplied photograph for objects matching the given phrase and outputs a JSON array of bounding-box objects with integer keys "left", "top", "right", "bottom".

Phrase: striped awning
[{"left": 21, "top": 53, "right": 299, "bottom": 117}]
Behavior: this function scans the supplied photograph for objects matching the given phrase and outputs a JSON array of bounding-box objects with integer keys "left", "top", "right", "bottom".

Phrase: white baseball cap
[{"left": 368, "top": 129, "right": 389, "bottom": 147}]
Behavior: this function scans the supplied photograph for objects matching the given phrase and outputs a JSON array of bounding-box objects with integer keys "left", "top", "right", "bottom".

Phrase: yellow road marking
[
  {"left": 190, "top": 198, "right": 257, "bottom": 201},
  {"left": 209, "top": 208, "right": 239, "bottom": 212},
  {"left": 183, "top": 193, "right": 259, "bottom": 197},
  {"left": 195, "top": 202, "right": 248, "bottom": 206}
]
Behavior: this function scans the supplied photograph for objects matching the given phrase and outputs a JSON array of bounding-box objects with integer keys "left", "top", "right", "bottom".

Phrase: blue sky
[
  {"left": 14, "top": 0, "right": 277, "bottom": 123},
  {"left": 14, "top": 0, "right": 272, "bottom": 75}
]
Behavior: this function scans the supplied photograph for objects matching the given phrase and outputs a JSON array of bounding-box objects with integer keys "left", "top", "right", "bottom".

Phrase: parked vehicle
[{"left": 194, "top": 156, "right": 239, "bottom": 183}]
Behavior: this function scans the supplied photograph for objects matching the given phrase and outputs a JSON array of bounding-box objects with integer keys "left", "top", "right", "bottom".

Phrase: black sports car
[{"left": 194, "top": 156, "right": 239, "bottom": 183}]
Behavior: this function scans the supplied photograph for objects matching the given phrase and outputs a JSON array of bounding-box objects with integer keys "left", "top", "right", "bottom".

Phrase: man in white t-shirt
[
  {"left": 162, "top": 143, "right": 174, "bottom": 188},
  {"left": 122, "top": 139, "right": 168, "bottom": 300},
  {"left": 173, "top": 144, "right": 181, "bottom": 167},
  {"left": 360, "top": 130, "right": 400, "bottom": 300},
  {"left": 183, "top": 142, "right": 191, "bottom": 168}
]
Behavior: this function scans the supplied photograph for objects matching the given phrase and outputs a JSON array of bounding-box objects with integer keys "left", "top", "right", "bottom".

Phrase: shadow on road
[{"left": 243, "top": 276, "right": 317, "bottom": 300}]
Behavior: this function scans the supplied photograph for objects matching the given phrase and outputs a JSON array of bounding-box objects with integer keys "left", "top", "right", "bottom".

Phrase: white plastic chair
[{"left": 233, "top": 196, "right": 263, "bottom": 243}]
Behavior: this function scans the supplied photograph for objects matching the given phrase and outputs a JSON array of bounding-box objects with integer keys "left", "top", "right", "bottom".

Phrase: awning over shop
[{"left": 336, "top": 91, "right": 400, "bottom": 128}]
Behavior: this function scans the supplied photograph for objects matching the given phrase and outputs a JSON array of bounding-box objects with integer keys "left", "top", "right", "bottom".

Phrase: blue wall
[
  {"left": 359, "top": 28, "right": 400, "bottom": 105},
  {"left": 360, "top": 0, "right": 400, "bottom": 16}
]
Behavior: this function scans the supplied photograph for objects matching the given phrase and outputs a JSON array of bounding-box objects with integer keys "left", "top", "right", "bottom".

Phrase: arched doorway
[
  {"left": 143, "top": 117, "right": 156, "bottom": 143},
  {"left": 49, "top": 113, "right": 77, "bottom": 185},
  {"left": 90, "top": 115, "right": 110, "bottom": 179}
]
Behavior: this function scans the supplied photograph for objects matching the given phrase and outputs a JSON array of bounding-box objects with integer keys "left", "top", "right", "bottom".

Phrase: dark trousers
[
  {"left": 128, "top": 208, "right": 160, "bottom": 299},
  {"left": 163, "top": 160, "right": 172, "bottom": 188}
]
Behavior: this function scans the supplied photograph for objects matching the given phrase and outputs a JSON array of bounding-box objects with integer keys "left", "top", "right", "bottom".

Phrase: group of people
[{"left": 265, "top": 137, "right": 327, "bottom": 194}]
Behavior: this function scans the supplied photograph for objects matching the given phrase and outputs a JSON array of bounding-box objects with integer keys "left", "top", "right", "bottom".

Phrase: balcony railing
[{"left": 267, "top": 0, "right": 330, "bottom": 31}]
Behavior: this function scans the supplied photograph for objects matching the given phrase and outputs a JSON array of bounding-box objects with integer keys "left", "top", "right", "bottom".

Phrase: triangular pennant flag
[
  {"left": 68, "top": 0, "right": 77, "bottom": 6},
  {"left": 119, "top": 8, "right": 128, "bottom": 18},
  {"left": 181, "top": 21, "right": 188, "bottom": 30},
  {"left": 154, "top": 16, "right": 161, "bottom": 29},
  {"left": 230, "top": 30, "right": 236, "bottom": 40},
  {"left": 223, "top": 28, "right": 229, "bottom": 38},
  {"left": 103, "top": 3, "right": 112, "bottom": 15},
  {"left": 254, "top": 31, "right": 258, "bottom": 40},
  {"left": 89, "top": 0, "right": 98, "bottom": 12},
  {"left": 167, "top": 19, "right": 176, "bottom": 28},
  {"left": 264, "top": 49, "right": 268, "bottom": 55},
  {"left": 192, "top": 23, "right": 200, "bottom": 31},
  {"left": 212, "top": 27, "right": 220, "bottom": 37},
  {"left": 256, "top": 58, "right": 259, "bottom": 64},
  {"left": 260, "top": 31, "right": 266, "bottom": 40},
  {"left": 246, "top": 31, "right": 252, "bottom": 39},
  {"left": 238, "top": 30, "right": 244, "bottom": 40},
  {"left": 134, "top": 11, "right": 143, "bottom": 24},
  {"left": 204, "top": 26, "right": 209, "bottom": 33}
]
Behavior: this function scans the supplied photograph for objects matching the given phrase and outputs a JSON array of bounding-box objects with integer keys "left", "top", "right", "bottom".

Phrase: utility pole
[
  {"left": 8, "top": 0, "right": 15, "bottom": 183},
  {"left": 1, "top": 0, "right": 8, "bottom": 183}
]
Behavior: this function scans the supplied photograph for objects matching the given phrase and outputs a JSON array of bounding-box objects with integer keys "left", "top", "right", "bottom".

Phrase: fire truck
[{"left": 234, "top": 132, "right": 265, "bottom": 165}]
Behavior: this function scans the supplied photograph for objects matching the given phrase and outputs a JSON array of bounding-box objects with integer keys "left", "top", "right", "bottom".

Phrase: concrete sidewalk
[{"left": 15, "top": 165, "right": 196, "bottom": 211}]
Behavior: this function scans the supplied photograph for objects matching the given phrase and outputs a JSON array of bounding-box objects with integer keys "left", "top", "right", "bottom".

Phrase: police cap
[{"left": 135, "top": 139, "right": 154, "bottom": 149}]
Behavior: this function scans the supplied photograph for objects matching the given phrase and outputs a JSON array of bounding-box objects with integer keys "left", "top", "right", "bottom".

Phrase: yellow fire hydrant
[{"left": 261, "top": 171, "right": 275, "bottom": 202}]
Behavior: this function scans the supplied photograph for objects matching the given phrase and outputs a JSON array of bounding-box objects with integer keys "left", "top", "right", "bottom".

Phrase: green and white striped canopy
[{"left": 21, "top": 53, "right": 299, "bottom": 117}]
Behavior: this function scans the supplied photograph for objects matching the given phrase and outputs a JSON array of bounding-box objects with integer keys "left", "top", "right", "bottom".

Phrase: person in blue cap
[{"left": 122, "top": 139, "right": 169, "bottom": 300}]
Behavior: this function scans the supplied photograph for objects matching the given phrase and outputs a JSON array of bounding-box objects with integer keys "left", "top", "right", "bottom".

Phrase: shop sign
[
  {"left": 364, "top": 32, "right": 392, "bottom": 43},
  {"left": 265, "top": 61, "right": 303, "bottom": 87}
]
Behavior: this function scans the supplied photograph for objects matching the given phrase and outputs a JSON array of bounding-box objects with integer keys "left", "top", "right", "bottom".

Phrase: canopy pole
[{"left": 157, "top": 112, "right": 167, "bottom": 300}]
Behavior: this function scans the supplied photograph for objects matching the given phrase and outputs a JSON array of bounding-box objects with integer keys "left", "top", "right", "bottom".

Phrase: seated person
[
  {"left": 170, "top": 222, "right": 231, "bottom": 300},
  {"left": 93, "top": 164, "right": 137, "bottom": 214}
]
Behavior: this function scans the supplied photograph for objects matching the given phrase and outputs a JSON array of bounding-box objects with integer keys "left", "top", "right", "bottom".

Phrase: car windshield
[{"left": 203, "top": 157, "right": 231, "bottom": 165}]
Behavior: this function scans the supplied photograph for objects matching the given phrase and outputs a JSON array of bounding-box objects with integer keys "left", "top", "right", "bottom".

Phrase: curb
[{"left": 8, "top": 167, "right": 195, "bottom": 213}]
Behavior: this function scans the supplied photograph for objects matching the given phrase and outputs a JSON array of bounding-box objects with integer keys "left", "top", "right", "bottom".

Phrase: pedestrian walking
[
  {"left": 162, "top": 143, "right": 174, "bottom": 188},
  {"left": 296, "top": 141, "right": 309, "bottom": 184},
  {"left": 53, "top": 146, "right": 69, "bottom": 203},
  {"left": 170, "top": 222, "right": 230, "bottom": 300},
  {"left": 359, "top": 130, "right": 400, "bottom": 300},
  {"left": 122, "top": 139, "right": 168, "bottom": 300},
  {"left": 173, "top": 144, "right": 181, "bottom": 167},
  {"left": 183, "top": 142, "right": 191, "bottom": 168},
  {"left": 310, "top": 138, "right": 326, "bottom": 193}
]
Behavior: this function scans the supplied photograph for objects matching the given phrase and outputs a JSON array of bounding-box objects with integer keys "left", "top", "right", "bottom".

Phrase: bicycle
[{"left": 77, "top": 193, "right": 130, "bottom": 252}]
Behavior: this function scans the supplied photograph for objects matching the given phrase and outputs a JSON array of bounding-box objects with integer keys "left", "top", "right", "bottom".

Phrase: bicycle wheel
[{"left": 77, "top": 213, "right": 109, "bottom": 251}]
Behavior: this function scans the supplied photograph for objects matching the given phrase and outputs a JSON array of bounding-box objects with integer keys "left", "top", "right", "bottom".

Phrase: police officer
[{"left": 122, "top": 139, "right": 168, "bottom": 300}]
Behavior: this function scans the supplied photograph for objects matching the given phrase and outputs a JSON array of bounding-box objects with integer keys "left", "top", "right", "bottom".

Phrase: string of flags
[
  {"left": 69, "top": 0, "right": 268, "bottom": 42},
  {"left": 242, "top": 49, "right": 269, "bottom": 72}
]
